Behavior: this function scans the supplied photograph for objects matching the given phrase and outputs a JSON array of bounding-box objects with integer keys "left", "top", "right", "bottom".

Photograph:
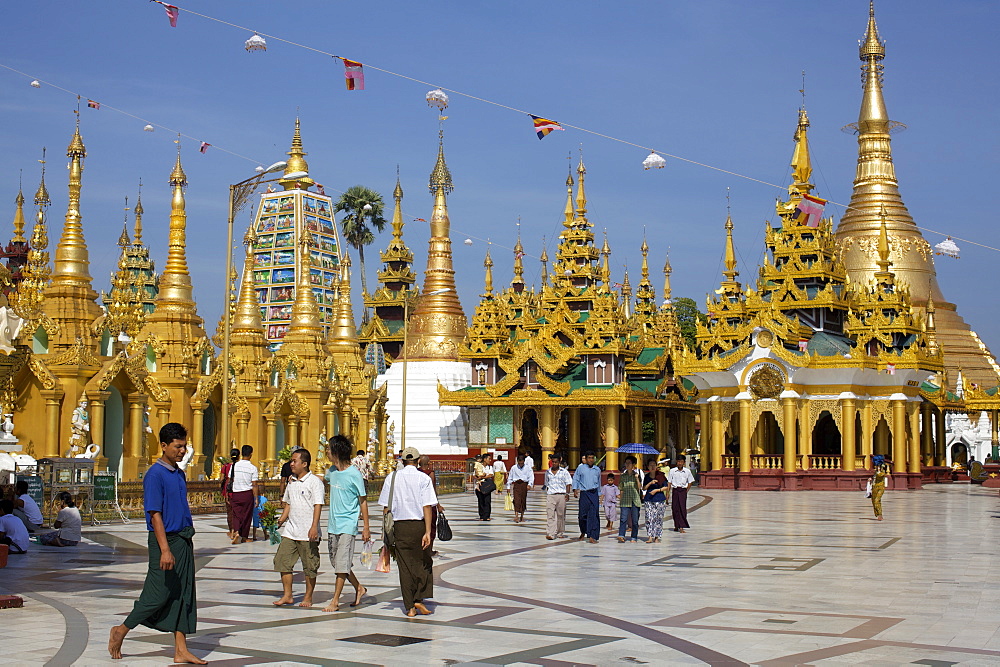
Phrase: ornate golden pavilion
[
  {"left": 0, "top": 120, "right": 385, "bottom": 481},
  {"left": 439, "top": 160, "right": 696, "bottom": 470}
]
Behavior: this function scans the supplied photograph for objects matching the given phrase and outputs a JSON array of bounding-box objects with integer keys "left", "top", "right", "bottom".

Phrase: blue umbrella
[{"left": 616, "top": 443, "right": 660, "bottom": 455}]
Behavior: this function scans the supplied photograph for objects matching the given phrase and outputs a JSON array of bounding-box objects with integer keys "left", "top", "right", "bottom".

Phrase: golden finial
[
  {"left": 563, "top": 169, "right": 575, "bottom": 228},
  {"left": 621, "top": 267, "right": 632, "bottom": 318},
  {"left": 722, "top": 213, "right": 739, "bottom": 282},
  {"left": 34, "top": 149, "right": 50, "bottom": 207},
  {"left": 860, "top": 1, "right": 885, "bottom": 61},
  {"left": 925, "top": 289, "right": 939, "bottom": 355},
  {"left": 428, "top": 129, "right": 454, "bottom": 195},
  {"left": 575, "top": 155, "right": 587, "bottom": 220},
  {"left": 640, "top": 236, "right": 650, "bottom": 282},
  {"left": 540, "top": 239, "right": 549, "bottom": 286},
  {"left": 483, "top": 248, "right": 494, "bottom": 295},
  {"left": 662, "top": 253, "right": 673, "bottom": 303},
  {"left": 232, "top": 235, "right": 264, "bottom": 332},
  {"left": 512, "top": 223, "right": 524, "bottom": 285},
  {"left": 790, "top": 102, "right": 814, "bottom": 194},
  {"left": 133, "top": 180, "right": 144, "bottom": 245},
  {"left": 280, "top": 117, "right": 314, "bottom": 190},
  {"left": 876, "top": 205, "right": 891, "bottom": 267},
  {"left": 154, "top": 146, "right": 196, "bottom": 309},
  {"left": 118, "top": 197, "right": 131, "bottom": 247},
  {"left": 600, "top": 232, "right": 611, "bottom": 286},
  {"left": 389, "top": 174, "right": 406, "bottom": 241},
  {"left": 12, "top": 176, "right": 26, "bottom": 243}
]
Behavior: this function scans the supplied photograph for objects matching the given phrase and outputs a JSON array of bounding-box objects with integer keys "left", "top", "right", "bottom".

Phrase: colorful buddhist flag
[
  {"left": 199, "top": 142, "right": 210, "bottom": 154},
  {"left": 316, "top": 184, "right": 326, "bottom": 195},
  {"left": 792, "top": 194, "right": 826, "bottom": 227},
  {"left": 530, "top": 115, "right": 564, "bottom": 140},
  {"left": 885, "top": 363, "right": 896, "bottom": 375},
  {"left": 87, "top": 100, "right": 100, "bottom": 109},
  {"left": 343, "top": 59, "right": 365, "bottom": 90}
]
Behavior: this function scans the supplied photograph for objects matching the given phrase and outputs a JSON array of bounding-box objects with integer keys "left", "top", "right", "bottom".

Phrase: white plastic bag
[
  {"left": 360, "top": 538, "right": 376, "bottom": 569},
  {"left": 864, "top": 479, "right": 872, "bottom": 498}
]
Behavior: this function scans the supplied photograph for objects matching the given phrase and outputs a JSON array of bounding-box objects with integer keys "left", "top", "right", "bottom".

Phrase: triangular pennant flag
[
  {"left": 164, "top": 4, "right": 179, "bottom": 27},
  {"left": 343, "top": 59, "right": 365, "bottom": 90},
  {"left": 87, "top": 100, "right": 100, "bottom": 110},
  {"left": 530, "top": 115, "right": 564, "bottom": 140},
  {"left": 199, "top": 142, "right": 210, "bottom": 154}
]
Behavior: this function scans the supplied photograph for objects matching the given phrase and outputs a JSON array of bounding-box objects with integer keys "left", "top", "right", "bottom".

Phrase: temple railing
[
  {"left": 717, "top": 455, "right": 863, "bottom": 471},
  {"left": 807, "top": 456, "right": 841, "bottom": 470}
]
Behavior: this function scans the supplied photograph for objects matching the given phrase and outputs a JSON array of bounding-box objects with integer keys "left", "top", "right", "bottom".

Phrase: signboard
[
  {"left": 15, "top": 474, "right": 43, "bottom": 505},
  {"left": 93, "top": 472, "right": 117, "bottom": 502}
]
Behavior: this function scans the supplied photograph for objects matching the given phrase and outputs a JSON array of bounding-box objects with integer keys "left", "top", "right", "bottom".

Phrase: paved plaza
[{"left": 3, "top": 484, "right": 1000, "bottom": 666}]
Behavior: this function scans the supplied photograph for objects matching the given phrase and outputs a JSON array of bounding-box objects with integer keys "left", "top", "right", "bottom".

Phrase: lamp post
[
  {"left": 399, "top": 288, "right": 452, "bottom": 453},
  {"left": 220, "top": 162, "right": 294, "bottom": 456}
]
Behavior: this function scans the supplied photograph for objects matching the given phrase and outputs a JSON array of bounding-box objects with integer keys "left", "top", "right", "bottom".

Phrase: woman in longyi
[{"left": 870, "top": 455, "right": 891, "bottom": 521}]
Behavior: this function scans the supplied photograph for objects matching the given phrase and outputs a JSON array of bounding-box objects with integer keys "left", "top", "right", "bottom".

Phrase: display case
[{"left": 35, "top": 458, "right": 95, "bottom": 522}]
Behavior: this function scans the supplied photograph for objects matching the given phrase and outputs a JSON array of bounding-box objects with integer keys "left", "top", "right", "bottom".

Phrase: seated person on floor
[
  {"left": 39, "top": 492, "right": 82, "bottom": 547},
  {"left": 0, "top": 498, "right": 30, "bottom": 554},
  {"left": 13, "top": 480, "right": 43, "bottom": 532}
]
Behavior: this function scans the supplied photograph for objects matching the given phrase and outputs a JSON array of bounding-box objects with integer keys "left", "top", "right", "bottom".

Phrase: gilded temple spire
[
  {"left": 722, "top": 214, "right": 739, "bottom": 285},
  {"left": 621, "top": 268, "right": 632, "bottom": 318},
  {"left": 155, "top": 147, "right": 196, "bottom": 310},
  {"left": 279, "top": 117, "right": 315, "bottom": 191},
  {"left": 540, "top": 242, "right": 549, "bottom": 287},
  {"left": 483, "top": 248, "right": 494, "bottom": 296},
  {"left": 662, "top": 254, "right": 673, "bottom": 304},
  {"left": 12, "top": 184, "right": 26, "bottom": 244},
  {"left": 562, "top": 171, "right": 575, "bottom": 228},
  {"left": 329, "top": 252, "right": 360, "bottom": 349},
  {"left": 15, "top": 157, "right": 51, "bottom": 320},
  {"left": 401, "top": 128, "right": 466, "bottom": 361},
  {"left": 51, "top": 120, "right": 93, "bottom": 287},
  {"left": 925, "top": 292, "right": 940, "bottom": 356},
  {"left": 133, "top": 182, "right": 144, "bottom": 245},
  {"left": 574, "top": 158, "right": 588, "bottom": 223},
  {"left": 511, "top": 230, "right": 524, "bottom": 289},
  {"left": 789, "top": 105, "right": 814, "bottom": 196},
  {"left": 288, "top": 229, "right": 323, "bottom": 335},
  {"left": 233, "top": 227, "right": 264, "bottom": 332}
]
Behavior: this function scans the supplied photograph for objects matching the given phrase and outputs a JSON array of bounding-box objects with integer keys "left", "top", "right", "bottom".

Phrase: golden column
[
  {"left": 540, "top": 405, "right": 556, "bottom": 463},
  {"left": 657, "top": 410, "right": 669, "bottom": 456},
  {"left": 287, "top": 417, "right": 299, "bottom": 450},
  {"left": 697, "top": 404, "right": 709, "bottom": 469},
  {"left": 891, "top": 399, "right": 907, "bottom": 474},
  {"left": 934, "top": 409, "right": 947, "bottom": 466},
  {"left": 920, "top": 402, "right": 933, "bottom": 466},
  {"left": 738, "top": 399, "right": 752, "bottom": 473},
  {"left": 841, "top": 397, "right": 857, "bottom": 471},
  {"left": 710, "top": 400, "right": 724, "bottom": 471},
  {"left": 127, "top": 399, "right": 145, "bottom": 480},
  {"left": 907, "top": 403, "right": 921, "bottom": 474},
  {"left": 567, "top": 407, "right": 581, "bottom": 467},
  {"left": 603, "top": 405, "right": 620, "bottom": 470},
  {"left": 265, "top": 417, "right": 278, "bottom": 462},
  {"left": 860, "top": 401, "right": 873, "bottom": 468},
  {"left": 631, "top": 408, "right": 643, "bottom": 446},
  {"left": 991, "top": 410, "right": 999, "bottom": 461},
  {"left": 87, "top": 392, "right": 108, "bottom": 470},
  {"left": 782, "top": 396, "right": 798, "bottom": 473}
]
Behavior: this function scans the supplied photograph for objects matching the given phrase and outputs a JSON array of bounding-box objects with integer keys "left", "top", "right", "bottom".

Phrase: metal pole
[
  {"left": 400, "top": 297, "right": 409, "bottom": 450},
  {"left": 221, "top": 184, "right": 236, "bottom": 455}
]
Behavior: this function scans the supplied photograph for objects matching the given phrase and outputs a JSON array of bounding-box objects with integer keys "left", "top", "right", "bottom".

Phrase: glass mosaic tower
[{"left": 249, "top": 120, "right": 343, "bottom": 348}]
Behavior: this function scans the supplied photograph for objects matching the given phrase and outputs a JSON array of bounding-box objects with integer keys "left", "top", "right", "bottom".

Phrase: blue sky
[{"left": 2, "top": 1, "right": 997, "bottom": 350}]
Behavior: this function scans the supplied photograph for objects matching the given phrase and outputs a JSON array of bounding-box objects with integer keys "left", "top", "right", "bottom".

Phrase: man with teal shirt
[{"left": 322, "top": 434, "right": 372, "bottom": 612}]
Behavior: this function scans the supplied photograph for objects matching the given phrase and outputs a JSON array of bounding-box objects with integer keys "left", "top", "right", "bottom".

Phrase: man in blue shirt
[
  {"left": 572, "top": 451, "right": 602, "bottom": 543},
  {"left": 109, "top": 423, "right": 203, "bottom": 664}
]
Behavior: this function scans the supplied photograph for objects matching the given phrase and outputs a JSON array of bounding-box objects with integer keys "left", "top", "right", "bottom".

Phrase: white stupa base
[
  {"left": 378, "top": 359, "right": 472, "bottom": 456},
  {"left": 945, "top": 412, "right": 995, "bottom": 463}
]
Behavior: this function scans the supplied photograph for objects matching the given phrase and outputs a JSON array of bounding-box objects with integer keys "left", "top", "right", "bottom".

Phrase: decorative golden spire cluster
[
  {"left": 12, "top": 158, "right": 51, "bottom": 321},
  {"left": 104, "top": 189, "right": 159, "bottom": 338}
]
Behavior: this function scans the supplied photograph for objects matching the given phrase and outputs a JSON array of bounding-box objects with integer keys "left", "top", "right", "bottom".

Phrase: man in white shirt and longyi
[
  {"left": 379, "top": 446, "right": 438, "bottom": 617},
  {"left": 544, "top": 456, "right": 573, "bottom": 540}
]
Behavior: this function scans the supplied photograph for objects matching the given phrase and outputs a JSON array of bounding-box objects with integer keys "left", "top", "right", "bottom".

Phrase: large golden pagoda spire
[
  {"left": 401, "top": 130, "right": 467, "bottom": 361},
  {"left": 232, "top": 228, "right": 265, "bottom": 334},
  {"left": 154, "top": 148, "right": 197, "bottom": 311},
  {"left": 835, "top": 2, "right": 999, "bottom": 388},
  {"left": 789, "top": 106, "right": 813, "bottom": 196},
  {"left": 11, "top": 186, "right": 26, "bottom": 244},
  {"left": 51, "top": 120, "right": 93, "bottom": 287}
]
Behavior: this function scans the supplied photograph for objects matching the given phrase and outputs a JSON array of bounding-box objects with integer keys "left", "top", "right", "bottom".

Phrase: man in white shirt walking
[
  {"left": 378, "top": 446, "right": 438, "bottom": 617},
  {"left": 273, "top": 449, "right": 325, "bottom": 607},
  {"left": 543, "top": 457, "right": 573, "bottom": 540},
  {"left": 667, "top": 456, "right": 696, "bottom": 533},
  {"left": 230, "top": 445, "right": 261, "bottom": 544},
  {"left": 507, "top": 454, "right": 534, "bottom": 523}
]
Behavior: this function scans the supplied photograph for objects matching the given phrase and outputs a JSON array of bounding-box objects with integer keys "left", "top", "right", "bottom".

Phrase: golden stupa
[{"left": 835, "top": 2, "right": 1000, "bottom": 389}]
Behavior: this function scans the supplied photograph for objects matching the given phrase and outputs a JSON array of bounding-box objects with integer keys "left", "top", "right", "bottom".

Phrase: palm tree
[{"left": 334, "top": 185, "right": 387, "bottom": 304}]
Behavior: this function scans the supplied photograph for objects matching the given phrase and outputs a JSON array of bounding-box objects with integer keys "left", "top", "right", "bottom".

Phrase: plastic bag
[
  {"left": 360, "top": 538, "right": 376, "bottom": 569},
  {"left": 504, "top": 492, "right": 514, "bottom": 512},
  {"left": 375, "top": 545, "right": 391, "bottom": 573},
  {"left": 864, "top": 479, "right": 872, "bottom": 498}
]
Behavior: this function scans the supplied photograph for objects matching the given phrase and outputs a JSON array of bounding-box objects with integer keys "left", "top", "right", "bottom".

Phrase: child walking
[{"left": 600, "top": 473, "right": 620, "bottom": 530}]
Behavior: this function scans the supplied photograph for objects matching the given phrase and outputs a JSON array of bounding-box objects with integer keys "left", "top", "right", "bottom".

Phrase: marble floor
[{"left": 3, "top": 483, "right": 1000, "bottom": 666}]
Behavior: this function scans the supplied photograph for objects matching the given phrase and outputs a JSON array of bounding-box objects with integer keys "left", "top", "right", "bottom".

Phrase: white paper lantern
[
  {"left": 245, "top": 33, "right": 267, "bottom": 52},
  {"left": 426, "top": 88, "right": 449, "bottom": 110},
  {"left": 143, "top": 124, "right": 155, "bottom": 132},
  {"left": 464, "top": 238, "right": 473, "bottom": 246},
  {"left": 30, "top": 80, "right": 41, "bottom": 88},
  {"left": 643, "top": 151, "right": 667, "bottom": 170}
]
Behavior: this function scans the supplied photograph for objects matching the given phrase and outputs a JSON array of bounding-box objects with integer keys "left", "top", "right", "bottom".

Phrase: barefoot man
[
  {"left": 322, "top": 434, "right": 371, "bottom": 612},
  {"left": 109, "top": 423, "right": 205, "bottom": 664},
  {"left": 272, "top": 448, "right": 324, "bottom": 607}
]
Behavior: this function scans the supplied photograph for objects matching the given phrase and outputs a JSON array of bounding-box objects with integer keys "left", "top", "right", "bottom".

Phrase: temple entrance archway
[
  {"left": 874, "top": 416, "right": 891, "bottom": 456},
  {"left": 519, "top": 408, "right": 540, "bottom": 462},
  {"left": 103, "top": 386, "right": 125, "bottom": 477},
  {"left": 812, "top": 412, "right": 841, "bottom": 456},
  {"left": 951, "top": 442, "right": 969, "bottom": 467},
  {"left": 752, "top": 411, "right": 783, "bottom": 457}
]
